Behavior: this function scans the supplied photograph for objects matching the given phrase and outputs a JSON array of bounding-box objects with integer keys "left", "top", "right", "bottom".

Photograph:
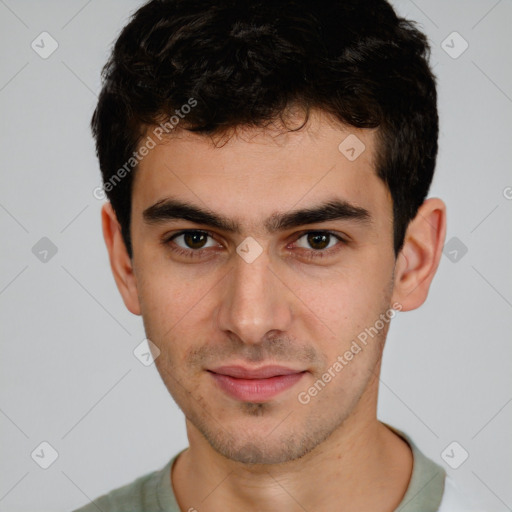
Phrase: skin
[{"left": 102, "top": 108, "right": 446, "bottom": 512}]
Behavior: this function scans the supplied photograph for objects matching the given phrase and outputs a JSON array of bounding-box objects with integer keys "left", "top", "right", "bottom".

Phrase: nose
[{"left": 216, "top": 248, "right": 293, "bottom": 345}]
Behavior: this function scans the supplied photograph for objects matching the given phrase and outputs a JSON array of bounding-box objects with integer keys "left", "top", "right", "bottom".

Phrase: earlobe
[
  {"left": 101, "top": 202, "right": 141, "bottom": 316},
  {"left": 391, "top": 198, "right": 447, "bottom": 311}
]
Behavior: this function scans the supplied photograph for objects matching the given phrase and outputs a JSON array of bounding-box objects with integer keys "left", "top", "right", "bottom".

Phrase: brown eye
[
  {"left": 306, "top": 232, "right": 331, "bottom": 250},
  {"left": 292, "top": 231, "right": 346, "bottom": 258},
  {"left": 183, "top": 232, "right": 208, "bottom": 249},
  {"left": 170, "top": 231, "right": 217, "bottom": 251}
]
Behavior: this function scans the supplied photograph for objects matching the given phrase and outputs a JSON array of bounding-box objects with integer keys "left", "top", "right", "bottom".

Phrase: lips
[
  {"left": 208, "top": 365, "right": 306, "bottom": 402},
  {"left": 210, "top": 365, "right": 303, "bottom": 379}
]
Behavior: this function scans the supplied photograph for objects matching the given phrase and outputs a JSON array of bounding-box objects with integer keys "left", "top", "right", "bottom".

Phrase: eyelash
[{"left": 162, "top": 230, "right": 347, "bottom": 260}]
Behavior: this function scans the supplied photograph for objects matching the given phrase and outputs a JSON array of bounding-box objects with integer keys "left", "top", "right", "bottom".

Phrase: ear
[
  {"left": 391, "top": 198, "right": 447, "bottom": 312},
  {"left": 101, "top": 202, "right": 141, "bottom": 315}
]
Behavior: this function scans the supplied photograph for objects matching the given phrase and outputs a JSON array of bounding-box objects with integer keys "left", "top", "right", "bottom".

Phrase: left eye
[{"left": 295, "top": 232, "right": 342, "bottom": 251}]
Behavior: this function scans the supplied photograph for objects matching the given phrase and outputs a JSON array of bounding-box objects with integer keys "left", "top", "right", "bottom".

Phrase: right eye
[{"left": 163, "top": 230, "right": 223, "bottom": 260}]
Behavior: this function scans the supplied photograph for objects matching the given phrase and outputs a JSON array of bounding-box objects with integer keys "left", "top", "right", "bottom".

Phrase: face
[{"left": 128, "top": 110, "right": 398, "bottom": 464}]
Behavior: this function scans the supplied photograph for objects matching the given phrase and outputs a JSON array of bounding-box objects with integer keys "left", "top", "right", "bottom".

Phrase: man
[{"left": 75, "top": 0, "right": 474, "bottom": 510}]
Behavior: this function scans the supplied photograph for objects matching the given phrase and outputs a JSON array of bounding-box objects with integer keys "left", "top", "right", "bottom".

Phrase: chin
[
  {"left": 193, "top": 411, "right": 339, "bottom": 466},
  {"left": 211, "top": 436, "right": 314, "bottom": 465}
]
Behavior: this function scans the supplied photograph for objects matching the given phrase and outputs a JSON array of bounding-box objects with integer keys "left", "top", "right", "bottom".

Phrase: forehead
[{"left": 131, "top": 111, "right": 391, "bottom": 230}]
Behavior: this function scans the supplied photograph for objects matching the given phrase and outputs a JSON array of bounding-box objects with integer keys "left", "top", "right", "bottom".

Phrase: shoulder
[{"left": 71, "top": 459, "right": 174, "bottom": 512}]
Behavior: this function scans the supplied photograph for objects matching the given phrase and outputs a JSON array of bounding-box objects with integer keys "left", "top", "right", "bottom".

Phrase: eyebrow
[{"left": 142, "top": 197, "right": 372, "bottom": 233}]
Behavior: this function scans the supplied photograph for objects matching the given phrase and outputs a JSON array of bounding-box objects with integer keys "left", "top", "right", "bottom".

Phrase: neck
[{"left": 172, "top": 390, "right": 413, "bottom": 512}]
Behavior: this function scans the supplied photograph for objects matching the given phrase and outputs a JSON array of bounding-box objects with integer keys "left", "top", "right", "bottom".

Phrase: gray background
[{"left": 0, "top": 1, "right": 511, "bottom": 510}]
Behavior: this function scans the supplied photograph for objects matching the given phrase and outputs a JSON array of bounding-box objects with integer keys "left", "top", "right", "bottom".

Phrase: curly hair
[{"left": 91, "top": 0, "right": 438, "bottom": 258}]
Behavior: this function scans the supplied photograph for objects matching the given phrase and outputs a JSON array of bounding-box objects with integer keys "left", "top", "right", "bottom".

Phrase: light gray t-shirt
[{"left": 73, "top": 429, "right": 449, "bottom": 512}]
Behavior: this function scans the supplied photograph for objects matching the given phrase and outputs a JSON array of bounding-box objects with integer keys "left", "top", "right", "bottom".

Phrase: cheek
[
  {"left": 295, "top": 263, "right": 392, "bottom": 338},
  {"left": 136, "top": 252, "right": 210, "bottom": 318},
  {"left": 136, "top": 266, "right": 220, "bottom": 362},
  {"left": 288, "top": 275, "right": 393, "bottom": 392},
  {"left": 136, "top": 274, "right": 189, "bottom": 357}
]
